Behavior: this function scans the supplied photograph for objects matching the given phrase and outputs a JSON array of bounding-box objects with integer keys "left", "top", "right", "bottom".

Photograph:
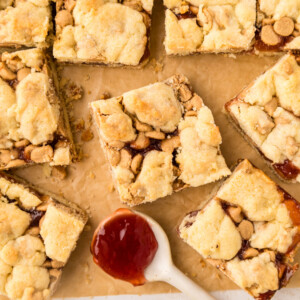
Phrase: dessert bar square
[
  {"left": 0, "top": 48, "right": 75, "bottom": 170},
  {"left": 163, "top": 0, "right": 256, "bottom": 55},
  {"left": 0, "top": 172, "right": 88, "bottom": 300},
  {"left": 225, "top": 54, "right": 300, "bottom": 183},
  {"left": 0, "top": 0, "right": 52, "bottom": 49},
  {"left": 179, "top": 159, "right": 300, "bottom": 300},
  {"left": 90, "top": 74, "right": 230, "bottom": 206},
  {"left": 53, "top": 0, "right": 153, "bottom": 67},
  {"left": 255, "top": 0, "right": 300, "bottom": 53}
]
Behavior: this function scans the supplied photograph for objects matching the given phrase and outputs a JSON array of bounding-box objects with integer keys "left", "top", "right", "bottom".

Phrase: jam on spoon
[{"left": 91, "top": 208, "right": 158, "bottom": 286}]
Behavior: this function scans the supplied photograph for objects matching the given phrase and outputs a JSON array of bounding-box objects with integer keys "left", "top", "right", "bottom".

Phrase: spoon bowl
[{"left": 135, "top": 211, "right": 216, "bottom": 300}]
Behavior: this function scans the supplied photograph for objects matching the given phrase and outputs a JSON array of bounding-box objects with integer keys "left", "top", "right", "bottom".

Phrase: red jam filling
[
  {"left": 273, "top": 159, "right": 300, "bottom": 180},
  {"left": 91, "top": 208, "right": 158, "bottom": 286}
]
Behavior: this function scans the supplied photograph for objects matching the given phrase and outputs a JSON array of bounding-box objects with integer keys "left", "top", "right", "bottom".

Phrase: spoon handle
[{"left": 163, "top": 264, "right": 216, "bottom": 300}]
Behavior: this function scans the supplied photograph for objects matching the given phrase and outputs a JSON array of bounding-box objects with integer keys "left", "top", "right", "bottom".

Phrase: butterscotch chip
[
  {"left": 238, "top": 220, "right": 253, "bottom": 240},
  {"left": 190, "top": 5, "right": 199, "bottom": 15},
  {"left": 6, "top": 159, "right": 25, "bottom": 168},
  {"left": 131, "top": 154, "right": 143, "bottom": 174},
  {"left": 145, "top": 131, "right": 166, "bottom": 140},
  {"left": 242, "top": 248, "right": 259, "bottom": 259},
  {"left": 161, "top": 136, "right": 180, "bottom": 153},
  {"left": 135, "top": 119, "right": 152, "bottom": 132},
  {"left": 261, "top": 25, "right": 282, "bottom": 46},
  {"left": 262, "top": 18, "right": 275, "bottom": 26},
  {"left": 130, "top": 132, "right": 150, "bottom": 149},
  {"left": 274, "top": 17, "right": 294, "bottom": 37},
  {"left": 55, "top": 10, "right": 73, "bottom": 28},
  {"left": 227, "top": 206, "right": 243, "bottom": 223},
  {"left": 14, "top": 139, "right": 30, "bottom": 148},
  {"left": 17, "top": 68, "right": 31, "bottom": 82},
  {"left": 119, "top": 149, "right": 132, "bottom": 168},
  {"left": 30, "top": 146, "right": 54, "bottom": 163}
]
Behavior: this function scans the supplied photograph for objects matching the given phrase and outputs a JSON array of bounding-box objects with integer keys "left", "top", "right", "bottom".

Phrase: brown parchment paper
[{"left": 8, "top": 0, "right": 300, "bottom": 297}]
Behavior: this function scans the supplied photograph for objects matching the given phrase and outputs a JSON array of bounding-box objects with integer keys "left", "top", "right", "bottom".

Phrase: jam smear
[
  {"left": 91, "top": 208, "right": 158, "bottom": 286},
  {"left": 257, "top": 290, "right": 275, "bottom": 300},
  {"left": 284, "top": 199, "right": 300, "bottom": 226},
  {"left": 273, "top": 159, "right": 300, "bottom": 180},
  {"left": 254, "top": 32, "right": 293, "bottom": 52},
  {"left": 237, "top": 240, "right": 250, "bottom": 260},
  {"left": 29, "top": 209, "right": 45, "bottom": 227}
]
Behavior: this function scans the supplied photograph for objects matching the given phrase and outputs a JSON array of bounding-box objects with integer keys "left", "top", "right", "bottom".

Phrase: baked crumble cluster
[
  {"left": 0, "top": 48, "right": 75, "bottom": 171},
  {"left": 0, "top": 172, "right": 88, "bottom": 300},
  {"left": 91, "top": 74, "right": 230, "bottom": 206},
  {"left": 164, "top": 0, "right": 256, "bottom": 55},
  {"left": 179, "top": 159, "right": 300, "bottom": 300},
  {"left": 255, "top": 0, "right": 300, "bottom": 52},
  {"left": 225, "top": 54, "right": 300, "bottom": 183},
  {"left": 0, "top": 0, "right": 52, "bottom": 48},
  {"left": 53, "top": 0, "right": 154, "bottom": 66}
]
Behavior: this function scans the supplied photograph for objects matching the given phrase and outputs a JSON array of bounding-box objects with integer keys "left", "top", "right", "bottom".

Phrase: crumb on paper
[
  {"left": 88, "top": 171, "right": 95, "bottom": 179},
  {"left": 99, "top": 92, "right": 111, "bottom": 100},
  {"left": 108, "top": 183, "right": 115, "bottom": 192},
  {"left": 51, "top": 166, "right": 67, "bottom": 180},
  {"left": 62, "top": 80, "right": 84, "bottom": 103},
  {"left": 73, "top": 118, "right": 85, "bottom": 132},
  {"left": 84, "top": 74, "right": 90, "bottom": 81},
  {"left": 83, "top": 262, "right": 92, "bottom": 285},
  {"left": 149, "top": 58, "right": 164, "bottom": 73},
  {"left": 81, "top": 129, "right": 94, "bottom": 142},
  {"left": 42, "top": 164, "right": 52, "bottom": 178},
  {"left": 226, "top": 53, "right": 237, "bottom": 59},
  {"left": 84, "top": 224, "right": 92, "bottom": 232}
]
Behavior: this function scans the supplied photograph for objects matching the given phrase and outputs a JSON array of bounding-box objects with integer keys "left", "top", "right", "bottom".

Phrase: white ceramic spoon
[{"left": 135, "top": 211, "right": 216, "bottom": 300}]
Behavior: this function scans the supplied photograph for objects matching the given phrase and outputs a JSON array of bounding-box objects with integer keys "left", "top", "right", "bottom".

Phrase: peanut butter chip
[
  {"left": 0, "top": 62, "right": 16, "bottom": 80},
  {"left": 238, "top": 220, "right": 253, "bottom": 240},
  {"left": 131, "top": 154, "right": 143, "bottom": 174},
  {"left": 130, "top": 132, "right": 150, "bottom": 149},
  {"left": 161, "top": 136, "right": 180, "bottom": 153},
  {"left": 274, "top": 17, "right": 294, "bottom": 37},
  {"left": 243, "top": 248, "right": 259, "bottom": 259},
  {"left": 261, "top": 25, "right": 282, "bottom": 46},
  {"left": 145, "top": 131, "right": 165, "bottom": 140},
  {"left": 30, "top": 146, "right": 54, "bottom": 163},
  {"left": 17, "top": 68, "right": 31, "bottom": 81},
  {"left": 227, "top": 206, "right": 243, "bottom": 223},
  {"left": 55, "top": 10, "right": 74, "bottom": 28}
]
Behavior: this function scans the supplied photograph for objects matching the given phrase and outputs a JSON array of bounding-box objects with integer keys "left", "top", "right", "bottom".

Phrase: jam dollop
[
  {"left": 273, "top": 159, "right": 300, "bottom": 180},
  {"left": 91, "top": 208, "right": 158, "bottom": 286}
]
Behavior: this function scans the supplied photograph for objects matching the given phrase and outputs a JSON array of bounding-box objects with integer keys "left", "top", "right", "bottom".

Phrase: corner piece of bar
[
  {"left": 163, "top": 0, "right": 256, "bottom": 55},
  {"left": 0, "top": 0, "right": 52, "bottom": 49},
  {"left": 53, "top": 0, "right": 154, "bottom": 67},
  {"left": 179, "top": 159, "right": 300, "bottom": 300},
  {"left": 0, "top": 171, "right": 88, "bottom": 300},
  {"left": 225, "top": 53, "right": 300, "bottom": 183},
  {"left": 255, "top": 0, "right": 300, "bottom": 54},
  {"left": 0, "top": 48, "right": 75, "bottom": 170},
  {"left": 90, "top": 74, "right": 230, "bottom": 206}
]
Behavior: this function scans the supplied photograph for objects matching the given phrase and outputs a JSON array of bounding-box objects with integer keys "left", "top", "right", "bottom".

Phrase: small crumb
[
  {"left": 84, "top": 224, "right": 92, "bottom": 232},
  {"left": 88, "top": 171, "right": 95, "bottom": 179},
  {"left": 149, "top": 58, "right": 164, "bottom": 73},
  {"left": 84, "top": 74, "right": 90, "bottom": 81},
  {"left": 51, "top": 166, "right": 67, "bottom": 180},
  {"left": 63, "top": 81, "right": 84, "bottom": 103},
  {"left": 199, "top": 259, "right": 206, "bottom": 268},
  {"left": 73, "top": 118, "right": 85, "bottom": 132},
  {"left": 88, "top": 91, "right": 91, "bottom": 95},
  {"left": 42, "top": 164, "right": 52, "bottom": 178},
  {"left": 99, "top": 92, "right": 111, "bottom": 99},
  {"left": 108, "top": 183, "right": 115, "bottom": 192},
  {"left": 81, "top": 129, "right": 94, "bottom": 141}
]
